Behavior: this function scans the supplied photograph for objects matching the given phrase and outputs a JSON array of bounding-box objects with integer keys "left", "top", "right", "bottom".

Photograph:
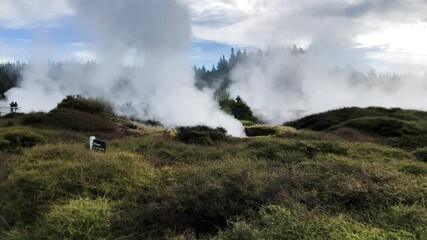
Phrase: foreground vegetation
[{"left": 0, "top": 100, "right": 426, "bottom": 239}]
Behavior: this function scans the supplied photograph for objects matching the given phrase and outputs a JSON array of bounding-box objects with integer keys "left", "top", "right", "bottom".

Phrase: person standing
[{"left": 9, "top": 101, "right": 14, "bottom": 113}]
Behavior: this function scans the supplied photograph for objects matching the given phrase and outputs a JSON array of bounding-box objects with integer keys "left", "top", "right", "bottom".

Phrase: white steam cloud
[
  {"left": 5, "top": 0, "right": 245, "bottom": 137},
  {"left": 229, "top": 46, "right": 427, "bottom": 124},
  {"left": 3, "top": 0, "right": 427, "bottom": 129}
]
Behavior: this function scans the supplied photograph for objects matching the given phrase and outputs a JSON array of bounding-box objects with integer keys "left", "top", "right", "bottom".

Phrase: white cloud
[
  {"left": 71, "top": 50, "right": 97, "bottom": 62},
  {"left": 358, "top": 22, "right": 427, "bottom": 55},
  {"left": 186, "top": 0, "right": 427, "bottom": 46},
  {"left": 0, "top": 0, "right": 426, "bottom": 73},
  {"left": 68, "top": 42, "right": 86, "bottom": 48},
  {"left": 184, "top": 0, "right": 427, "bottom": 73},
  {"left": 0, "top": 0, "right": 73, "bottom": 28}
]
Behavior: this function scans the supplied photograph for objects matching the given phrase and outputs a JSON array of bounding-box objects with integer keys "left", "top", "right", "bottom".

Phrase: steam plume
[
  {"left": 229, "top": 46, "right": 427, "bottom": 124},
  {"left": 5, "top": 0, "right": 245, "bottom": 137}
]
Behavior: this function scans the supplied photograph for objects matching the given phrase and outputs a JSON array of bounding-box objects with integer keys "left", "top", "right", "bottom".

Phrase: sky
[{"left": 0, "top": 0, "right": 427, "bottom": 72}]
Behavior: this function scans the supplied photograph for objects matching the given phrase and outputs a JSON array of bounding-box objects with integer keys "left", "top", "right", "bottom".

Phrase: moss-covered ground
[{"left": 1, "top": 103, "right": 426, "bottom": 239}]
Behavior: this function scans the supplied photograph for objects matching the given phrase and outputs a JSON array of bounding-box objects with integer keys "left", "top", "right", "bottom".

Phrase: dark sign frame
[{"left": 92, "top": 139, "right": 107, "bottom": 153}]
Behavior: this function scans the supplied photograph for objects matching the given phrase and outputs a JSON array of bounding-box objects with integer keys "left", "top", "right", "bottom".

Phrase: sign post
[
  {"left": 89, "top": 136, "right": 96, "bottom": 150},
  {"left": 92, "top": 139, "right": 107, "bottom": 153},
  {"left": 89, "top": 136, "right": 107, "bottom": 153}
]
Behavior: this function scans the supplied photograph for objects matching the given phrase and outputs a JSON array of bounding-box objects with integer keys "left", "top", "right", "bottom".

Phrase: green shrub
[
  {"left": 389, "top": 134, "right": 427, "bottom": 150},
  {"left": 21, "top": 112, "right": 46, "bottom": 125},
  {"left": 338, "top": 117, "right": 419, "bottom": 137},
  {"left": 112, "top": 158, "right": 277, "bottom": 238},
  {"left": 219, "top": 96, "right": 259, "bottom": 123},
  {"left": 391, "top": 113, "right": 419, "bottom": 121},
  {"left": 215, "top": 205, "right": 413, "bottom": 240},
  {"left": 283, "top": 107, "right": 427, "bottom": 151},
  {"left": 1, "top": 112, "right": 24, "bottom": 119},
  {"left": 413, "top": 147, "right": 427, "bottom": 162},
  {"left": 245, "top": 125, "right": 279, "bottom": 137},
  {"left": 284, "top": 107, "right": 398, "bottom": 131},
  {"left": 0, "top": 129, "right": 45, "bottom": 152},
  {"left": 35, "top": 198, "right": 112, "bottom": 240},
  {"left": 176, "top": 126, "right": 228, "bottom": 145},
  {"left": 57, "top": 95, "right": 113, "bottom": 116},
  {"left": 0, "top": 172, "right": 51, "bottom": 228},
  {"left": 331, "top": 128, "right": 373, "bottom": 142},
  {"left": 48, "top": 108, "right": 115, "bottom": 132},
  {"left": 3, "top": 227, "right": 31, "bottom": 240},
  {"left": 357, "top": 205, "right": 427, "bottom": 239},
  {"left": 0, "top": 147, "right": 149, "bottom": 231},
  {"left": 400, "top": 165, "right": 427, "bottom": 176},
  {"left": 141, "top": 119, "right": 162, "bottom": 126},
  {"left": 348, "top": 143, "right": 411, "bottom": 160},
  {"left": 314, "top": 142, "right": 348, "bottom": 155},
  {"left": 25, "top": 144, "right": 88, "bottom": 162},
  {"left": 241, "top": 120, "right": 257, "bottom": 126},
  {"left": 247, "top": 139, "right": 347, "bottom": 163},
  {"left": 272, "top": 161, "right": 420, "bottom": 211}
]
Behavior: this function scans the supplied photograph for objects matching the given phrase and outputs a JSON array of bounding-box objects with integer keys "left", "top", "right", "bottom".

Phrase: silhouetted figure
[
  {"left": 9, "top": 101, "right": 18, "bottom": 113},
  {"left": 9, "top": 101, "right": 14, "bottom": 113}
]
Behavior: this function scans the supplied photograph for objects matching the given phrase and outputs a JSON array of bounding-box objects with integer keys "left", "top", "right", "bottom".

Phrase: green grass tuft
[
  {"left": 244, "top": 125, "right": 279, "bottom": 137},
  {"left": 34, "top": 198, "right": 112, "bottom": 240},
  {"left": 176, "top": 126, "right": 228, "bottom": 145}
]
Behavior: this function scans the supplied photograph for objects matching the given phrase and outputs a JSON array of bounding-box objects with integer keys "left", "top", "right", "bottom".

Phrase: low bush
[
  {"left": 57, "top": 95, "right": 113, "bottom": 116},
  {"left": 176, "top": 126, "right": 228, "bottom": 145},
  {"left": 21, "top": 112, "right": 46, "bottom": 125},
  {"left": 271, "top": 161, "right": 423, "bottom": 211},
  {"left": 0, "top": 147, "right": 150, "bottom": 231},
  {"left": 0, "top": 129, "right": 45, "bottom": 152},
  {"left": 247, "top": 139, "right": 347, "bottom": 163},
  {"left": 241, "top": 120, "right": 257, "bottom": 126},
  {"left": 413, "top": 147, "right": 427, "bottom": 162},
  {"left": 355, "top": 205, "right": 427, "bottom": 239},
  {"left": 35, "top": 198, "right": 112, "bottom": 240},
  {"left": 112, "top": 158, "right": 277, "bottom": 238},
  {"left": 141, "top": 119, "right": 162, "bottom": 126},
  {"left": 391, "top": 113, "right": 420, "bottom": 121},
  {"left": 347, "top": 143, "right": 411, "bottom": 161},
  {"left": 1, "top": 112, "right": 24, "bottom": 119},
  {"left": 215, "top": 205, "right": 413, "bottom": 240},
  {"left": 219, "top": 96, "right": 259, "bottom": 123},
  {"left": 284, "top": 107, "right": 401, "bottom": 131},
  {"left": 388, "top": 134, "right": 427, "bottom": 150},
  {"left": 337, "top": 117, "right": 420, "bottom": 137},
  {"left": 2, "top": 227, "right": 31, "bottom": 240},
  {"left": 245, "top": 125, "right": 279, "bottom": 137},
  {"left": 331, "top": 127, "right": 374, "bottom": 142},
  {"left": 48, "top": 108, "right": 115, "bottom": 132},
  {"left": 400, "top": 164, "right": 427, "bottom": 176}
]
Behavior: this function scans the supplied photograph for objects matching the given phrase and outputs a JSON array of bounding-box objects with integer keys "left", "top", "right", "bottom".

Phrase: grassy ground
[
  {"left": 0, "top": 104, "right": 426, "bottom": 239},
  {"left": 285, "top": 107, "right": 427, "bottom": 151}
]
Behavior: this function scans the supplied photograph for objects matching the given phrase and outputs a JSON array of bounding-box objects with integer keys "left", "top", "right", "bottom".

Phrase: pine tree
[
  {"left": 229, "top": 48, "right": 236, "bottom": 66},
  {"left": 236, "top": 49, "right": 242, "bottom": 62}
]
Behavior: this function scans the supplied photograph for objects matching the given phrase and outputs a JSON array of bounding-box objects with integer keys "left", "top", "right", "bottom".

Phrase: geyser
[{"left": 5, "top": 0, "right": 245, "bottom": 137}]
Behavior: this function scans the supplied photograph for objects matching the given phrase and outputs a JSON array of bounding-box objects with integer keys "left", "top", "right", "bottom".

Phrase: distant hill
[{"left": 285, "top": 107, "right": 427, "bottom": 150}]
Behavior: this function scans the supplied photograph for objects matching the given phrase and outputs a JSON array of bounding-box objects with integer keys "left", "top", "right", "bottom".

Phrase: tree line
[
  {"left": 193, "top": 45, "right": 305, "bottom": 91},
  {"left": 0, "top": 46, "right": 304, "bottom": 99},
  {"left": 0, "top": 62, "right": 24, "bottom": 99}
]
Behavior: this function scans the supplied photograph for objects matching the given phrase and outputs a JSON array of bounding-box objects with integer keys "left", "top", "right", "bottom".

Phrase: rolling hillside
[{"left": 0, "top": 100, "right": 426, "bottom": 239}]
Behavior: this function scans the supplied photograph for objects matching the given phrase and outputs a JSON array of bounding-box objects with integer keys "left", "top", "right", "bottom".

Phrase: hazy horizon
[{"left": 1, "top": 0, "right": 427, "bottom": 134}]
